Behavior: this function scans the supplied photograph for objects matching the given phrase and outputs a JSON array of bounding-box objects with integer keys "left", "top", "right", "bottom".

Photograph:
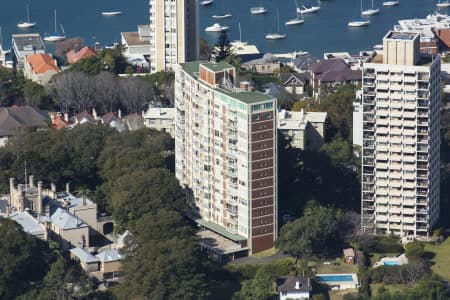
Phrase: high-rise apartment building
[
  {"left": 175, "top": 61, "right": 278, "bottom": 254},
  {"left": 361, "top": 31, "right": 440, "bottom": 238},
  {"left": 148, "top": 0, "right": 198, "bottom": 73}
]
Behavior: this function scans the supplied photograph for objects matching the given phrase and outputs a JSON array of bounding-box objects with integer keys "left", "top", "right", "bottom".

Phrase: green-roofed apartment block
[{"left": 175, "top": 61, "right": 278, "bottom": 258}]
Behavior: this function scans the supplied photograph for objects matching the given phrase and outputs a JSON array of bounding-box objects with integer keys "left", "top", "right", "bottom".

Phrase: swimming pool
[
  {"left": 383, "top": 261, "right": 400, "bottom": 266},
  {"left": 316, "top": 275, "right": 354, "bottom": 282}
]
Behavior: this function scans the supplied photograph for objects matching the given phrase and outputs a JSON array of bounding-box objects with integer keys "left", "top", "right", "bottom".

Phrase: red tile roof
[
  {"left": 66, "top": 46, "right": 97, "bottom": 64},
  {"left": 52, "top": 115, "right": 69, "bottom": 130},
  {"left": 26, "top": 53, "right": 60, "bottom": 75}
]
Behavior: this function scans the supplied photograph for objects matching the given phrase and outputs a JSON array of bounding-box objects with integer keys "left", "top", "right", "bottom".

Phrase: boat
[
  {"left": 205, "top": 23, "right": 229, "bottom": 32},
  {"left": 44, "top": 10, "right": 66, "bottom": 42},
  {"left": 436, "top": 0, "right": 450, "bottom": 7},
  {"left": 17, "top": 4, "right": 36, "bottom": 29},
  {"left": 286, "top": 1, "right": 305, "bottom": 25},
  {"left": 361, "top": 0, "right": 380, "bottom": 15},
  {"left": 265, "top": 9, "right": 286, "bottom": 40},
  {"left": 212, "top": 0, "right": 232, "bottom": 18},
  {"left": 382, "top": 1, "right": 399, "bottom": 6},
  {"left": 297, "top": 3, "right": 320, "bottom": 14},
  {"left": 101, "top": 11, "right": 123, "bottom": 16},
  {"left": 251, "top": 0, "right": 268, "bottom": 14},
  {"left": 348, "top": 18, "right": 370, "bottom": 27},
  {"left": 201, "top": 0, "right": 214, "bottom": 6}
]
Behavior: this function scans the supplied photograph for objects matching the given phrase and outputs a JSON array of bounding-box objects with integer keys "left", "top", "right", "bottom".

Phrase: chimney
[
  {"left": 82, "top": 196, "right": 87, "bottom": 206},
  {"left": 17, "top": 184, "right": 24, "bottom": 212},
  {"left": 50, "top": 113, "right": 55, "bottom": 121},
  {"left": 295, "top": 279, "right": 300, "bottom": 290},
  {"left": 240, "top": 81, "right": 250, "bottom": 91},
  {"left": 118, "top": 109, "right": 122, "bottom": 119},
  {"left": 64, "top": 112, "right": 69, "bottom": 122},
  {"left": 37, "top": 181, "right": 43, "bottom": 215},
  {"left": 9, "top": 178, "right": 15, "bottom": 208},
  {"left": 51, "top": 183, "right": 57, "bottom": 198},
  {"left": 29, "top": 175, "right": 34, "bottom": 189},
  {"left": 66, "top": 182, "right": 70, "bottom": 193},
  {"left": 92, "top": 108, "right": 98, "bottom": 120}
]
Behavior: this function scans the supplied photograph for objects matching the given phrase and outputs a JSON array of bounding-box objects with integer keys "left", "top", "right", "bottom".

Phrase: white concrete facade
[
  {"left": 361, "top": 31, "right": 441, "bottom": 238},
  {"left": 148, "top": 0, "right": 198, "bottom": 73}
]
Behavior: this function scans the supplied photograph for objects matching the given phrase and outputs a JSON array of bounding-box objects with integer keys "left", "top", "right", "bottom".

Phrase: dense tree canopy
[{"left": 276, "top": 204, "right": 343, "bottom": 261}]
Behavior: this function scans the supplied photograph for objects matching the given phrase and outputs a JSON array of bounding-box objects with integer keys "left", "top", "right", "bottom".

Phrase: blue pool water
[
  {"left": 316, "top": 275, "right": 354, "bottom": 282},
  {"left": 383, "top": 261, "right": 400, "bottom": 266}
]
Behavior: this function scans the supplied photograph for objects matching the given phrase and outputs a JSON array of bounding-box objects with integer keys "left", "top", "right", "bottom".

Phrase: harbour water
[{"left": 0, "top": 0, "right": 445, "bottom": 57}]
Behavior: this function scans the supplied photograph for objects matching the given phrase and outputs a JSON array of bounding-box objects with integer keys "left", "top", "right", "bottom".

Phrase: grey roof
[
  {"left": 0, "top": 106, "right": 49, "bottom": 136},
  {"left": 10, "top": 211, "right": 45, "bottom": 235},
  {"left": 56, "top": 191, "right": 95, "bottom": 208},
  {"left": 310, "top": 58, "right": 350, "bottom": 74},
  {"left": 50, "top": 207, "right": 88, "bottom": 230},
  {"left": 12, "top": 33, "right": 45, "bottom": 52},
  {"left": 242, "top": 53, "right": 279, "bottom": 65},
  {"left": 292, "top": 54, "right": 319, "bottom": 70},
  {"left": 0, "top": 199, "right": 8, "bottom": 214},
  {"left": 277, "top": 276, "right": 311, "bottom": 293},
  {"left": 70, "top": 247, "right": 99, "bottom": 263},
  {"left": 96, "top": 248, "right": 122, "bottom": 262},
  {"left": 318, "top": 69, "right": 362, "bottom": 83},
  {"left": 279, "top": 73, "right": 306, "bottom": 86},
  {"left": 124, "top": 113, "right": 144, "bottom": 131}
]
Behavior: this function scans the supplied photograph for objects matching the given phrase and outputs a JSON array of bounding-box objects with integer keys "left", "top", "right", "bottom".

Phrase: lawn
[
  {"left": 424, "top": 237, "right": 450, "bottom": 280},
  {"left": 314, "top": 261, "right": 359, "bottom": 274},
  {"left": 371, "top": 283, "right": 407, "bottom": 296}
]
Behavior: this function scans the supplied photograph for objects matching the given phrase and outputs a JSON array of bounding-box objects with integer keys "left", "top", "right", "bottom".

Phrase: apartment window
[{"left": 252, "top": 114, "right": 260, "bottom": 121}]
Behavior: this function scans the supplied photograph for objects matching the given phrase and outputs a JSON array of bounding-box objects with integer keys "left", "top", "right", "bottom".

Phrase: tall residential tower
[
  {"left": 148, "top": 0, "right": 198, "bottom": 72},
  {"left": 361, "top": 31, "right": 440, "bottom": 238},
  {"left": 175, "top": 61, "right": 278, "bottom": 254}
]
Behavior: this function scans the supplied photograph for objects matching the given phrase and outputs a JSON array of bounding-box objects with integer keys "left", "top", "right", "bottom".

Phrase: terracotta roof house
[
  {"left": 51, "top": 114, "right": 70, "bottom": 130},
  {"left": 0, "top": 106, "right": 49, "bottom": 146},
  {"left": 24, "top": 53, "right": 60, "bottom": 86},
  {"left": 310, "top": 59, "right": 361, "bottom": 98},
  {"left": 66, "top": 46, "right": 97, "bottom": 64}
]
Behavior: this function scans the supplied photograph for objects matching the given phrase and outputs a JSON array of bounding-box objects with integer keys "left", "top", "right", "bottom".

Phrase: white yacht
[
  {"left": 265, "top": 10, "right": 286, "bottom": 40},
  {"left": 17, "top": 4, "right": 36, "bottom": 29},
  {"left": 44, "top": 10, "right": 66, "bottom": 42},
  {"left": 383, "top": 1, "right": 399, "bottom": 6},
  {"left": 286, "top": 0, "right": 305, "bottom": 25},
  {"left": 437, "top": 0, "right": 450, "bottom": 7},
  {"left": 205, "top": 23, "right": 229, "bottom": 32},
  {"left": 348, "top": 18, "right": 371, "bottom": 27},
  {"left": 212, "top": 0, "right": 232, "bottom": 18},
  {"left": 101, "top": 11, "right": 123, "bottom": 16},
  {"left": 361, "top": 0, "right": 380, "bottom": 15},
  {"left": 201, "top": 0, "right": 214, "bottom": 6},
  {"left": 297, "top": 4, "right": 320, "bottom": 14},
  {"left": 251, "top": 0, "right": 268, "bottom": 14}
]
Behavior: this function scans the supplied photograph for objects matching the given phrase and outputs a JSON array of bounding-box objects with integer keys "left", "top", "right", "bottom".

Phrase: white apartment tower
[
  {"left": 175, "top": 61, "right": 278, "bottom": 254},
  {"left": 148, "top": 0, "right": 198, "bottom": 73},
  {"left": 361, "top": 31, "right": 440, "bottom": 238}
]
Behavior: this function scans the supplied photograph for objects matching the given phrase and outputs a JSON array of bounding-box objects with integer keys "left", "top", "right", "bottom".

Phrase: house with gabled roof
[
  {"left": 66, "top": 46, "right": 97, "bottom": 64},
  {"left": 310, "top": 59, "right": 362, "bottom": 98},
  {"left": 279, "top": 72, "right": 308, "bottom": 95},
  {"left": 24, "top": 53, "right": 60, "bottom": 86}
]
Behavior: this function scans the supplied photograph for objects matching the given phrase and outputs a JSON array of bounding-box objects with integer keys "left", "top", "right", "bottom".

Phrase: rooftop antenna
[
  {"left": 238, "top": 22, "right": 242, "bottom": 42},
  {"left": 24, "top": 161, "right": 28, "bottom": 193}
]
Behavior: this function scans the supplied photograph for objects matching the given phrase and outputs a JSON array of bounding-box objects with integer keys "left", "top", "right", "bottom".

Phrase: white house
[{"left": 278, "top": 277, "right": 311, "bottom": 300}]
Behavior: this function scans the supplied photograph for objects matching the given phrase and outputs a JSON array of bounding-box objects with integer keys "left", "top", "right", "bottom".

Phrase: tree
[
  {"left": 68, "top": 55, "right": 103, "bottom": 75},
  {"left": 404, "top": 242, "right": 425, "bottom": 259},
  {"left": 232, "top": 267, "right": 276, "bottom": 300},
  {"left": 276, "top": 205, "right": 342, "bottom": 262},
  {"left": 118, "top": 76, "right": 154, "bottom": 113},
  {"left": 0, "top": 218, "right": 50, "bottom": 299},
  {"left": 23, "top": 80, "right": 53, "bottom": 109},
  {"left": 213, "top": 31, "right": 231, "bottom": 62},
  {"left": 117, "top": 210, "right": 211, "bottom": 300},
  {"left": 199, "top": 37, "right": 211, "bottom": 60},
  {"left": 109, "top": 169, "right": 184, "bottom": 229}
]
